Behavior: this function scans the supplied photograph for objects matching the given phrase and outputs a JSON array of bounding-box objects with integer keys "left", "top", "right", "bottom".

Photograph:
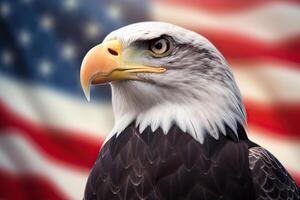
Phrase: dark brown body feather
[{"left": 84, "top": 123, "right": 299, "bottom": 200}]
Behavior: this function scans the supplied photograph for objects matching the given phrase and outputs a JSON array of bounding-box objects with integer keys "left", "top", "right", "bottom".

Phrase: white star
[
  {"left": 40, "top": 15, "right": 54, "bottom": 30},
  {"left": 62, "top": 43, "right": 76, "bottom": 60},
  {"left": 39, "top": 59, "right": 53, "bottom": 77},
  {"left": 0, "top": 2, "right": 11, "bottom": 18},
  {"left": 85, "top": 22, "right": 101, "bottom": 39},
  {"left": 18, "top": 30, "right": 31, "bottom": 46},
  {"left": 64, "top": 0, "right": 78, "bottom": 11},
  {"left": 1, "top": 50, "right": 13, "bottom": 66},
  {"left": 108, "top": 4, "right": 122, "bottom": 20}
]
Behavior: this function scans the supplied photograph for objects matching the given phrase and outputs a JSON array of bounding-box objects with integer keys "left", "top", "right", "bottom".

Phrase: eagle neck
[{"left": 104, "top": 81, "right": 246, "bottom": 145}]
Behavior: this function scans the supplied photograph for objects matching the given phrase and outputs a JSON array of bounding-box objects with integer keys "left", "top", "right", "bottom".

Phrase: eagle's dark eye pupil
[{"left": 155, "top": 42, "right": 162, "bottom": 49}]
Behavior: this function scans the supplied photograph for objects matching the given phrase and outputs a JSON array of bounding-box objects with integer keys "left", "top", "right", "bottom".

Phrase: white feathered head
[{"left": 80, "top": 22, "right": 246, "bottom": 143}]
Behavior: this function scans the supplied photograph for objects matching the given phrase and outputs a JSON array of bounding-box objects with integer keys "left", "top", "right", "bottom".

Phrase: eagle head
[{"left": 80, "top": 22, "right": 246, "bottom": 144}]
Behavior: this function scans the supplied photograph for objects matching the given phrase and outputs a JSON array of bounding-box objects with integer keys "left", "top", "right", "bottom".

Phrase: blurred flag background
[{"left": 0, "top": 0, "right": 299, "bottom": 199}]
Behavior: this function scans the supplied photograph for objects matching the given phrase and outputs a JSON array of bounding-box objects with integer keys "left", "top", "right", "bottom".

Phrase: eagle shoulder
[{"left": 249, "top": 146, "right": 300, "bottom": 200}]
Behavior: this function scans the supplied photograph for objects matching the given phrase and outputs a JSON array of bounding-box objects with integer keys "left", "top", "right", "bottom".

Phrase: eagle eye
[{"left": 149, "top": 37, "right": 172, "bottom": 57}]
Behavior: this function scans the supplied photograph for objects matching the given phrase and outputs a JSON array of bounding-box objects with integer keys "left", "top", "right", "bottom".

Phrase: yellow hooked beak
[{"left": 80, "top": 40, "right": 166, "bottom": 101}]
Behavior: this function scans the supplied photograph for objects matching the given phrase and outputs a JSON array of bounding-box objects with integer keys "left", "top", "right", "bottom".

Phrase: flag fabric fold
[{"left": 0, "top": 0, "right": 299, "bottom": 199}]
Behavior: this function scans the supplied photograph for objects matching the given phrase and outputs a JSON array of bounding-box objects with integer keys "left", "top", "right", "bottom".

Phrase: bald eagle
[{"left": 80, "top": 22, "right": 299, "bottom": 200}]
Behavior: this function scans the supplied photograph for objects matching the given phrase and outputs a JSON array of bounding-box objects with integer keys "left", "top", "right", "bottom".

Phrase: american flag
[{"left": 0, "top": 0, "right": 299, "bottom": 199}]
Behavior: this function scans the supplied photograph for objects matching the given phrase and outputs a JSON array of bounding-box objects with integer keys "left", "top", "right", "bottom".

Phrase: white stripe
[
  {"left": 0, "top": 74, "right": 114, "bottom": 138},
  {"left": 248, "top": 126, "right": 300, "bottom": 175},
  {"left": 152, "top": 2, "right": 300, "bottom": 42},
  {"left": 1, "top": 63, "right": 300, "bottom": 140},
  {"left": 232, "top": 62, "right": 300, "bottom": 103},
  {"left": 0, "top": 131, "right": 87, "bottom": 200}
]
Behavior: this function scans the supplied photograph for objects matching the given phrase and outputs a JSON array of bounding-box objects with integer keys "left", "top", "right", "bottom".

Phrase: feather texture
[
  {"left": 84, "top": 123, "right": 256, "bottom": 200},
  {"left": 249, "top": 146, "right": 300, "bottom": 200}
]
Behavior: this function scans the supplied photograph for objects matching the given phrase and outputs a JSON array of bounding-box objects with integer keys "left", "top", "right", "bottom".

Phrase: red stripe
[
  {"left": 1, "top": 98, "right": 299, "bottom": 170},
  {"left": 196, "top": 30, "right": 300, "bottom": 66},
  {"left": 1, "top": 98, "right": 300, "bottom": 169},
  {"left": 161, "top": 0, "right": 300, "bottom": 12},
  {"left": 0, "top": 101, "right": 299, "bottom": 191},
  {"left": 0, "top": 101, "right": 101, "bottom": 171},
  {"left": 0, "top": 169, "right": 298, "bottom": 200},
  {"left": 0, "top": 170, "right": 68, "bottom": 200},
  {"left": 291, "top": 171, "right": 300, "bottom": 187},
  {"left": 245, "top": 101, "right": 300, "bottom": 139}
]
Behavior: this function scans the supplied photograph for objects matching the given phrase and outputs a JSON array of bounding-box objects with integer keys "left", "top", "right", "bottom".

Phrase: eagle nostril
[{"left": 108, "top": 48, "right": 119, "bottom": 56}]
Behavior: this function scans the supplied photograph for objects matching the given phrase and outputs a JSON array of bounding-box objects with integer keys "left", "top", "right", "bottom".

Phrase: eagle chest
[{"left": 84, "top": 125, "right": 254, "bottom": 200}]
